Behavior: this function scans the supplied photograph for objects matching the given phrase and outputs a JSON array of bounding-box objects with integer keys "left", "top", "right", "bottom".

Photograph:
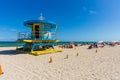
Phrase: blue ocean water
[
  {"left": 0, "top": 41, "right": 25, "bottom": 47},
  {"left": 0, "top": 41, "right": 95, "bottom": 47}
]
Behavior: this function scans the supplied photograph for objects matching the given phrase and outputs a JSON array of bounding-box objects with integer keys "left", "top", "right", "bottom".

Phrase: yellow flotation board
[{"left": 30, "top": 49, "right": 62, "bottom": 55}]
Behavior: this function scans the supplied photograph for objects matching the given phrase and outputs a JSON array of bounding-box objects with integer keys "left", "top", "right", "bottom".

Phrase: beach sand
[{"left": 0, "top": 45, "right": 120, "bottom": 80}]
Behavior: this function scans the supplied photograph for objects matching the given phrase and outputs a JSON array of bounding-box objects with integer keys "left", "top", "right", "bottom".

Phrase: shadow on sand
[{"left": 0, "top": 50, "right": 25, "bottom": 55}]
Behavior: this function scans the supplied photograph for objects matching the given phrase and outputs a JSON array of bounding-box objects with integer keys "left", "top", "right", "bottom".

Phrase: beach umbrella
[
  {"left": 112, "top": 41, "right": 117, "bottom": 43},
  {"left": 97, "top": 41, "right": 104, "bottom": 44}
]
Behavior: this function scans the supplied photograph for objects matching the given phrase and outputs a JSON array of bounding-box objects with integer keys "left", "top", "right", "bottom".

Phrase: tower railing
[{"left": 17, "top": 31, "right": 57, "bottom": 40}]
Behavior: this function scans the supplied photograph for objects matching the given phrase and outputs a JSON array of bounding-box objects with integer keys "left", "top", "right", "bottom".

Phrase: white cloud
[
  {"left": 1, "top": 27, "right": 7, "bottom": 30},
  {"left": 82, "top": 6, "right": 97, "bottom": 15},
  {"left": 0, "top": 37, "right": 4, "bottom": 39},
  {"left": 88, "top": 10, "right": 97, "bottom": 14},
  {"left": 10, "top": 29, "right": 17, "bottom": 32},
  {"left": 83, "top": 6, "right": 87, "bottom": 11},
  {"left": 0, "top": 36, "right": 17, "bottom": 41}
]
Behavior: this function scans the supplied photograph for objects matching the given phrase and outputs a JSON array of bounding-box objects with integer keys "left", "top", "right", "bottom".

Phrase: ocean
[{"left": 0, "top": 41, "right": 95, "bottom": 47}]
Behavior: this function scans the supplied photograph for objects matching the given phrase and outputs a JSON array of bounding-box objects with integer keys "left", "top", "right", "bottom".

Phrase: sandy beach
[{"left": 0, "top": 45, "right": 120, "bottom": 80}]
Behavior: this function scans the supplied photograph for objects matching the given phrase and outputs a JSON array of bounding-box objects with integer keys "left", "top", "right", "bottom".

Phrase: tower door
[{"left": 33, "top": 24, "right": 40, "bottom": 38}]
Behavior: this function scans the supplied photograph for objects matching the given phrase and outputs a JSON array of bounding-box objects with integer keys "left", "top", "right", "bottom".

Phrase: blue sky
[{"left": 0, "top": 0, "right": 120, "bottom": 41}]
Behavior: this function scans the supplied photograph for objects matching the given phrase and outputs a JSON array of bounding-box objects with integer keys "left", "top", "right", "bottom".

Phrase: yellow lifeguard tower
[{"left": 16, "top": 14, "right": 62, "bottom": 55}]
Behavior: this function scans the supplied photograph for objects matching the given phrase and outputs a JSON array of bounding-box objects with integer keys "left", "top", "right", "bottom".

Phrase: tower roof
[{"left": 24, "top": 20, "right": 57, "bottom": 28}]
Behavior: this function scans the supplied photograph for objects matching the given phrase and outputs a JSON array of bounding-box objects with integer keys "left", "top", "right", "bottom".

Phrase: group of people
[
  {"left": 58, "top": 41, "right": 120, "bottom": 49},
  {"left": 88, "top": 41, "right": 120, "bottom": 49},
  {"left": 58, "top": 43, "right": 78, "bottom": 49},
  {"left": 88, "top": 43, "right": 99, "bottom": 49}
]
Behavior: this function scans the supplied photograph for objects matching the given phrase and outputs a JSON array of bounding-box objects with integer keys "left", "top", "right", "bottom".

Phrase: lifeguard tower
[{"left": 16, "top": 14, "right": 62, "bottom": 55}]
